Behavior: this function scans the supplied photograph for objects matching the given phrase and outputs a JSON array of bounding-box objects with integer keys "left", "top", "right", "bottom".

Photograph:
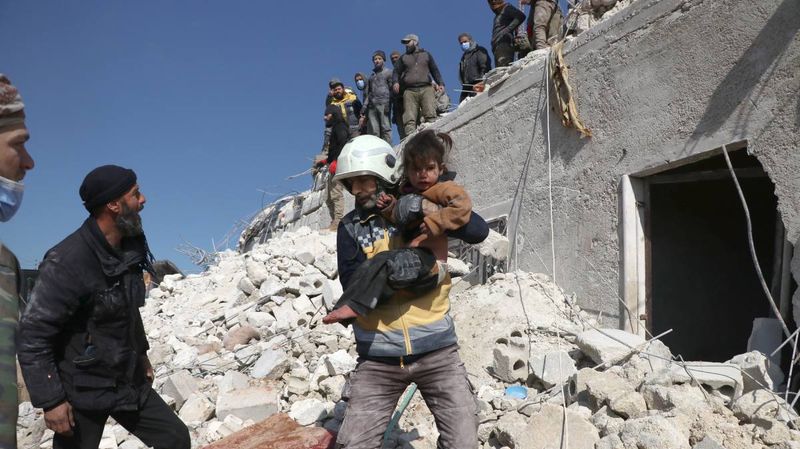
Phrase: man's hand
[
  {"left": 142, "top": 356, "right": 154, "bottom": 383},
  {"left": 393, "top": 83, "right": 400, "bottom": 94},
  {"left": 377, "top": 192, "right": 396, "bottom": 211},
  {"left": 359, "top": 116, "right": 366, "bottom": 128},
  {"left": 436, "top": 84, "right": 445, "bottom": 93},
  {"left": 44, "top": 401, "right": 74, "bottom": 435}
]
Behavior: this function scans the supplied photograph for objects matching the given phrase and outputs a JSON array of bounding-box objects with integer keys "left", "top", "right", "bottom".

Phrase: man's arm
[
  {"left": 500, "top": 6, "right": 526, "bottom": 40},
  {"left": 427, "top": 53, "right": 445, "bottom": 87},
  {"left": 336, "top": 222, "right": 365, "bottom": 290},
  {"left": 17, "top": 255, "right": 85, "bottom": 411}
]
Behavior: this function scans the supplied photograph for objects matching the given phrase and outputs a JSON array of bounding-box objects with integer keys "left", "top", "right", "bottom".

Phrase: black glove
[
  {"left": 393, "top": 194, "right": 425, "bottom": 229},
  {"left": 386, "top": 249, "right": 424, "bottom": 288}
]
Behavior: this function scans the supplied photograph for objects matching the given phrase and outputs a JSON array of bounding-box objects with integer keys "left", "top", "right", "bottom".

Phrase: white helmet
[{"left": 333, "top": 135, "right": 400, "bottom": 187}]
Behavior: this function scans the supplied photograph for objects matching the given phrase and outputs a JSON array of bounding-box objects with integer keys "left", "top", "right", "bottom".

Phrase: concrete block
[
  {"left": 321, "top": 279, "right": 343, "bottom": 311},
  {"left": 201, "top": 413, "right": 335, "bottom": 449},
  {"left": 218, "top": 371, "right": 250, "bottom": 394},
  {"left": 216, "top": 384, "right": 281, "bottom": 422},
  {"left": 504, "top": 404, "right": 600, "bottom": 449},
  {"left": 289, "top": 399, "right": 328, "bottom": 426},
  {"left": 313, "top": 252, "right": 338, "bottom": 279},
  {"left": 324, "top": 350, "right": 357, "bottom": 376},
  {"left": 731, "top": 389, "right": 797, "bottom": 424},
  {"left": 618, "top": 415, "right": 689, "bottom": 449},
  {"left": 529, "top": 351, "right": 577, "bottom": 388},
  {"left": 727, "top": 350, "right": 783, "bottom": 393},
  {"left": 161, "top": 370, "right": 199, "bottom": 409},
  {"left": 245, "top": 257, "right": 270, "bottom": 287},
  {"left": 237, "top": 276, "right": 256, "bottom": 295},
  {"left": 607, "top": 390, "right": 647, "bottom": 419},
  {"left": 575, "top": 328, "right": 645, "bottom": 365},
  {"left": 491, "top": 335, "right": 529, "bottom": 383},
  {"left": 668, "top": 362, "right": 743, "bottom": 399},
  {"left": 319, "top": 376, "right": 346, "bottom": 402},
  {"left": 259, "top": 279, "right": 285, "bottom": 298},
  {"left": 251, "top": 349, "right": 290, "bottom": 380},
  {"left": 245, "top": 311, "right": 276, "bottom": 330},
  {"left": 693, "top": 436, "right": 727, "bottom": 449},
  {"left": 179, "top": 393, "right": 215, "bottom": 423}
]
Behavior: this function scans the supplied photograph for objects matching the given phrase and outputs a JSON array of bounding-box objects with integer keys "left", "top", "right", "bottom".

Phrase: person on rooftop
[
  {"left": 488, "top": 0, "right": 527, "bottom": 67},
  {"left": 361, "top": 50, "right": 394, "bottom": 144},
  {"left": 457, "top": 33, "right": 492, "bottom": 103},
  {"left": 392, "top": 34, "right": 445, "bottom": 136}
]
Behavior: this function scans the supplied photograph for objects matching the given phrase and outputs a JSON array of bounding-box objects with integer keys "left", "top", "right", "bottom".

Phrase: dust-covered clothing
[
  {"left": 0, "top": 243, "right": 20, "bottom": 449},
  {"left": 329, "top": 91, "right": 363, "bottom": 137},
  {"left": 402, "top": 85, "right": 437, "bottom": 135},
  {"left": 528, "top": 0, "right": 562, "bottom": 49},
  {"left": 491, "top": 3, "right": 526, "bottom": 51},
  {"left": 392, "top": 47, "right": 444, "bottom": 89},
  {"left": 459, "top": 43, "right": 492, "bottom": 102}
]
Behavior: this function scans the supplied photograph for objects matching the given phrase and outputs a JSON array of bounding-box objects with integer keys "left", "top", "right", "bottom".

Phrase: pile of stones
[{"left": 16, "top": 226, "right": 800, "bottom": 449}]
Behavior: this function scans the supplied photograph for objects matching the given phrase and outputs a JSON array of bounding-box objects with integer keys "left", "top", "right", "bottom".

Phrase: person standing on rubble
[
  {"left": 330, "top": 79, "right": 363, "bottom": 138},
  {"left": 331, "top": 135, "right": 482, "bottom": 448},
  {"left": 389, "top": 50, "right": 406, "bottom": 141},
  {"left": 361, "top": 50, "right": 394, "bottom": 144},
  {"left": 458, "top": 33, "right": 492, "bottom": 102},
  {"left": 17, "top": 165, "right": 190, "bottom": 449},
  {"left": 521, "top": 0, "right": 563, "bottom": 50},
  {"left": 0, "top": 74, "right": 36, "bottom": 449},
  {"left": 320, "top": 105, "right": 349, "bottom": 231},
  {"left": 392, "top": 34, "right": 445, "bottom": 136},
  {"left": 488, "top": 0, "right": 527, "bottom": 67}
]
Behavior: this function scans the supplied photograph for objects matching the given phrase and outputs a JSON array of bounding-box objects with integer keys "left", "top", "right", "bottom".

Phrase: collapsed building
[
  {"left": 15, "top": 0, "right": 797, "bottom": 447},
  {"left": 243, "top": 0, "right": 800, "bottom": 371}
]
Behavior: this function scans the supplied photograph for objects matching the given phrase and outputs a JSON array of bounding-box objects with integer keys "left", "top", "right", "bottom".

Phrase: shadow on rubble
[{"left": 681, "top": 0, "right": 800, "bottom": 158}]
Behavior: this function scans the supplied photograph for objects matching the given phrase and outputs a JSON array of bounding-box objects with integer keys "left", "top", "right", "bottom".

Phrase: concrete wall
[{"left": 425, "top": 0, "right": 800, "bottom": 325}]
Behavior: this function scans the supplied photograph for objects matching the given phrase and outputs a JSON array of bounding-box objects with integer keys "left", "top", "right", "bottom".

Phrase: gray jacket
[
  {"left": 392, "top": 48, "right": 444, "bottom": 89},
  {"left": 364, "top": 66, "right": 393, "bottom": 110}
]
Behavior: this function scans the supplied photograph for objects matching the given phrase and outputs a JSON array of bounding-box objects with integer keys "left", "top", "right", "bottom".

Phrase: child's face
[{"left": 407, "top": 158, "right": 443, "bottom": 191}]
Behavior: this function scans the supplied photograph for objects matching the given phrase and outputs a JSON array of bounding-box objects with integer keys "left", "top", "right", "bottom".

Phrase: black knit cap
[{"left": 79, "top": 165, "right": 137, "bottom": 212}]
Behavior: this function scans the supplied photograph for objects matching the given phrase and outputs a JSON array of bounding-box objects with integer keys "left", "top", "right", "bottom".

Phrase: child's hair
[{"left": 402, "top": 130, "right": 453, "bottom": 172}]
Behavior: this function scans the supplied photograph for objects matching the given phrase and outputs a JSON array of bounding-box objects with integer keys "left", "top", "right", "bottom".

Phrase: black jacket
[
  {"left": 491, "top": 4, "right": 526, "bottom": 48},
  {"left": 18, "top": 218, "right": 152, "bottom": 412},
  {"left": 325, "top": 105, "right": 350, "bottom": 163},
  {"left": 460, "top": 44, "right": 492, "bottom": 85},
  {"left": 392, "top": 48, "right": 444, "bottom": 88}
]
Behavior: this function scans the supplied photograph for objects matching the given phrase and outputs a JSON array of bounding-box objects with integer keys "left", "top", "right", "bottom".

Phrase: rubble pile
[{"left": 16, "top": 226, "right": 800, "bottom": 449}]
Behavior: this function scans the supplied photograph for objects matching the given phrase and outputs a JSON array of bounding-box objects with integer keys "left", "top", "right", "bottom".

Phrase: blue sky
[{"left": 0, "top": 1, "right": 512, "bottom": 271}]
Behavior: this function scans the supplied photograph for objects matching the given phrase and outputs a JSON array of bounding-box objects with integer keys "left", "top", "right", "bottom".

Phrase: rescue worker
[
  {"left": 330, "top": 79, "right": 363, "bottom": 138},
  {"left": 361, "top": 50, "right": 393, "bottom": 144},
  {"left": 488, "top": 0, "right": 527, "bottom": 67},
  {"left": 388, "top": 51, "right": 406, "bottom": 141},
  {"left": 0, "top": 74, "right": 35, "bottom": 449},
  {"left": 18, "top": 165, "right": 190, "bottom": 449},
  {"left": 332, "top": 136, "right": 484, "bottom": 448},
  {"left": 521, "top": 0, "right": 563, "bottom": 50}
]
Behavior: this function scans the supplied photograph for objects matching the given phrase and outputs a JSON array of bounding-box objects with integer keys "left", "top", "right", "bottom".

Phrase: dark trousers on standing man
[{"left": 53, "top": 388, "right": 190, "bottom": 449}]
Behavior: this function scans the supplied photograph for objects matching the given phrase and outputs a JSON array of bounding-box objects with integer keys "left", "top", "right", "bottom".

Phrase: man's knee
[{"left": 155, "top": 422, "right": 191, "bottom": 449}]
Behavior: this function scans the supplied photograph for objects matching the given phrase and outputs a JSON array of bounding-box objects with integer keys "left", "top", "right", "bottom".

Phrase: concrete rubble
[{"left": 15, "top": 225, "right": 800, "bottom": 448}]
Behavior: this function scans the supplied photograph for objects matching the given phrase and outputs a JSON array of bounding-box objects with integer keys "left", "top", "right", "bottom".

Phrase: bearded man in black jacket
[{"left": 18, "top": 165, "right": 190, "bottom": 449}]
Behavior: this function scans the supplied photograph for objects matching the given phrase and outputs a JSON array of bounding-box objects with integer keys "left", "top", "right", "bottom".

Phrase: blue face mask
[
  {"left": 0, "top": 175, "right": 24, "bottom": 222},
  {"left": 461, "top": 42, "right": 471, "bottom": 51},
  {"left": 356, "top": 80, "right": 365, "bottom": 90}
]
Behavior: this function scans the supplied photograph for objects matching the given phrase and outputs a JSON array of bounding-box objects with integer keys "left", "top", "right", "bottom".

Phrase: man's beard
[
  {"left": 356, "top": 193, "right": 378, "bottom": 210},
  {"left": 116, "top": 202, "right": 144, "bottom": 237}
]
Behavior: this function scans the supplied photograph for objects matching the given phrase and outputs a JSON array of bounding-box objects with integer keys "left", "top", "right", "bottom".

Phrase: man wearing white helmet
[{"left": 332, "top": 135, "right": 484, "bottom": 448}]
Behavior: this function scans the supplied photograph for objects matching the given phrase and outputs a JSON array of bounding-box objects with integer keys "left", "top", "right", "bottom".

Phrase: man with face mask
[
  {"left": 18, "top": 165, "right": 190, "bottom": 449},
  {"left": 392, "top": 34, "right": 445, "bottom": 136},
  {"left": 361, "top": 50, "right": 394, "bottom": 144},
  {"left": 0, "top": 74, "right": 35, "bottom": 449},
  {"left": 457, "top": 33, "right": 492, "bottom": 103}
]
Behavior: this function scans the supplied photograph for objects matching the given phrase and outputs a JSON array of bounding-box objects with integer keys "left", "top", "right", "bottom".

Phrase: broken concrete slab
[
  {"left": 726, "top": 350, "right": 783, "bottom": 393},
  {"left": 324, "top": 350, "right": 357, "bottom": 376},
  {"left": 607, "top": 390, "right": 647, "bottom": 419},
  {"left": 529, "top": 350, "right": 577, "bottom": 388},
  {"left": 200, "top": 413, "right": 335, "bottom": 449},
  {"left": 251, "top": 348, "right": 290, "bottom": 380},
  {"left": 519, "top": 404, "right": 599, "bottom": 449},
  {"left": 161, "top": 370, "right": 199, "bottom": 409},
  {"left": 618, "top": 415, "right": 689, "bottom": 449},
  {"left": 730, "top": 389, "right": 797, "bottom": 424},
  {"left": 288, "top": 398, "right": 329, "bottom": 426},
  {"left": 492, "top": 334, "right": 529, "bottom": 383},
  {"left": 575, "top": 328, "right": 645, "bottom": 365},
  {"left": 179, "top": 393, "right": 215, "bottom": 423},
  {"left": 216, "top": 384, "right": 281, "bottom": 423},
  {"left": 692, "top": 436, "right": 727, "bottom": 449}
]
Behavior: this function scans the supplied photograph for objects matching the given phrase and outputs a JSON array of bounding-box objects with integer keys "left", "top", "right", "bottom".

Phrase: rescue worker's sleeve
[
  {"left": 392, "top": 59, "right": 405, "bottom": 86},
  {"left": 337, "top": 222, "right": 366, "bottom": 290},
  {"left": 421, "top": 182, "right": 472, "bottom": 237},
  {"left": 447, "top": 211, "right": 490, "bottom": 244},
  {"left": 17, "top": 254, "right": 86, "bottom": 410}
]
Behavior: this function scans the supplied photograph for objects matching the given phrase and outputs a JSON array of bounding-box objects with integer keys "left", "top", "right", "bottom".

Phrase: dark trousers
[
  {"left": 53, "top": 388, "right": 190, "bottom": 449},
  {"left": 337, "top": 344, "right": 478, "bottom": 448},
  {"left": 333, "top": 248, "right": 438, "bottom": 319},
  {"left": 493, "top": 42, "right": 515, "bottom": 68}
]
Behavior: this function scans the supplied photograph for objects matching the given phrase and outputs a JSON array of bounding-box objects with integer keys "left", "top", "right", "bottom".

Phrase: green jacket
[{"left": 0, "top": 242, "right": 20, "bottom": 449}]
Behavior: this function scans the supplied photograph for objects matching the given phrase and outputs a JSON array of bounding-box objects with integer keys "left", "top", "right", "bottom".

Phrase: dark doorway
[{"left": 646, "top": 150, "right": 779, "bottom": 361}]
